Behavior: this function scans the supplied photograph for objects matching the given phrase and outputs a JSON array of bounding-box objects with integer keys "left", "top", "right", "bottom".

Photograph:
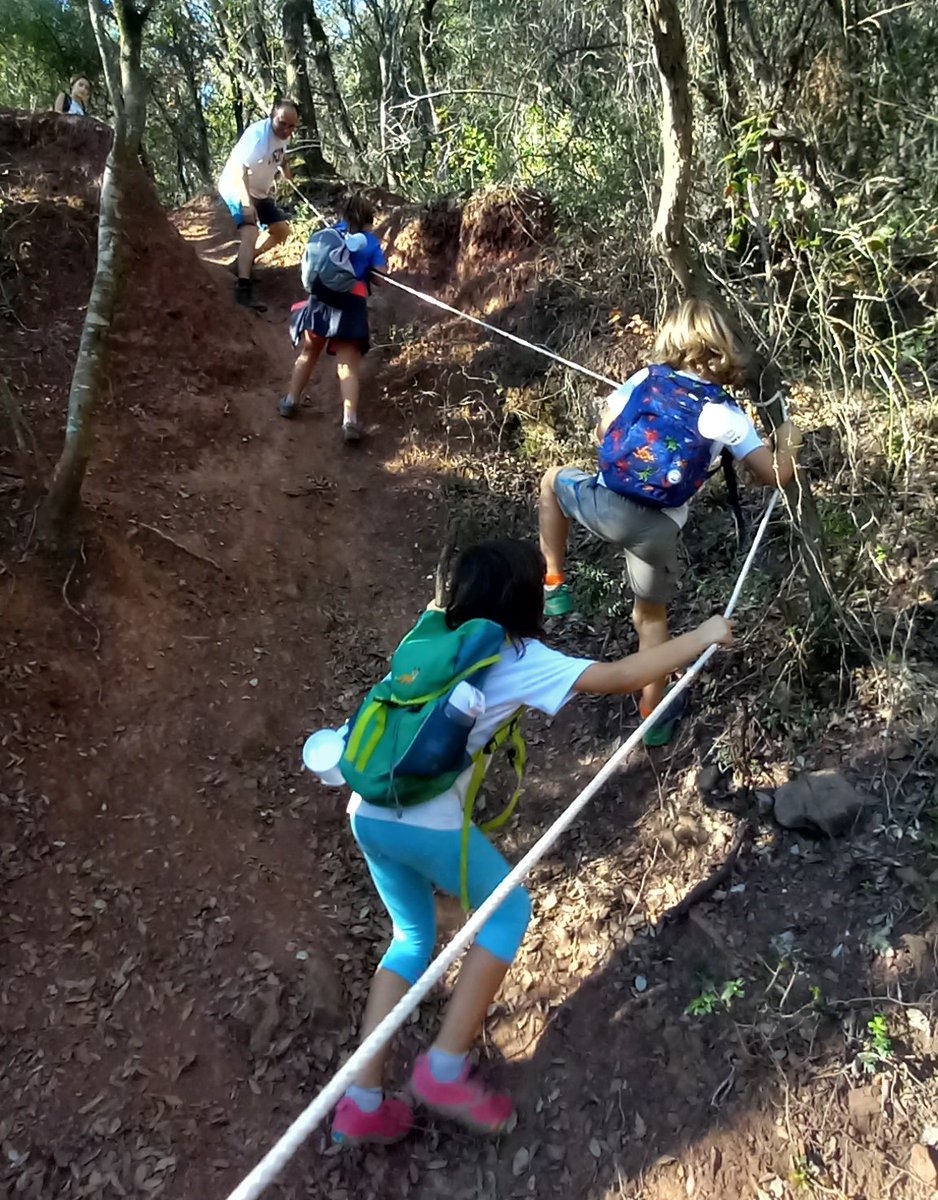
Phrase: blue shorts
[
  {"left": 350, "top": 813, "right": 532, "bottom": 985},
  {"left": 221, "top": 193, "right": 289, "bottom": 230}
]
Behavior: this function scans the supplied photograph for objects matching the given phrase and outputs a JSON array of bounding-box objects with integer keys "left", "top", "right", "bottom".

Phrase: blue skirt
[{"left": 289, "top": 293, "right": 370, "bottom": 354}]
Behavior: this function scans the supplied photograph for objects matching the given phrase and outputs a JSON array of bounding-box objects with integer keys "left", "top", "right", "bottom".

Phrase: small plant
[
  {"left": 789, "top": 1154, "right": 821, "bottom": 1189},
  {"left": 857, "top": 1013, "right": 894, "bottom": 1073},
  {"left": 686, "top": 978, "right": 745, "bottom": 1015}
]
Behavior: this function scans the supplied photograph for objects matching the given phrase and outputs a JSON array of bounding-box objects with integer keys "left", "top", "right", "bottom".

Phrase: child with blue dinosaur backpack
[
  {"left": 539, "top": 299, "right": 804, "bottom": 747},
  {"left": 331, "top": 538, "right": 733, "bottom": 1146}
]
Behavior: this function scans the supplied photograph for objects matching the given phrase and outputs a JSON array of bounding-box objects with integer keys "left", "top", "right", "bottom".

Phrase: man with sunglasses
[{"left": 219, "top": 99, "right": 299, "bottom": 309}]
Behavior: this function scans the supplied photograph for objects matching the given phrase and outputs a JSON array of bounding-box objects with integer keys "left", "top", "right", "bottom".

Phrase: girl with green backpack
[{"left": 331, "top": 539, "right": 733, "bottom": 1146}]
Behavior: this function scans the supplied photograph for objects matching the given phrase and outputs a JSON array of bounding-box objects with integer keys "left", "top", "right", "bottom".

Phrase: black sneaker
[
  {"left": 342, "top": 420, "right": 363, "bottom": 443},
  {"left": 235, "top": 279, "right": 266, "bottom": 312}
]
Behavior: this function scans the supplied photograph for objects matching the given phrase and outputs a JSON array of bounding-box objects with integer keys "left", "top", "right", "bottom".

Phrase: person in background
[
  {"left": 218, "top": 99, "right": 299, "bottom": 310},
  {"left": 277, "top": 193, "right": 386, "bottom": 442},
  {"left": 53, "top": 76, "right": 90, "bottom": 116}
]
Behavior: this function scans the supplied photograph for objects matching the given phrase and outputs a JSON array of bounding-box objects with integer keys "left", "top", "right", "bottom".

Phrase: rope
[
  {"left": 375, "top": 273, "right": 619, "bottom": 389},
  {"left": 222, "top": 490, "right": 779, "bottom": 1200}
]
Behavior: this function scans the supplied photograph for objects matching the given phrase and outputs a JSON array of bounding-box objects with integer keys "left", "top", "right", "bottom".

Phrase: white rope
[
  {"left": 376, "top": 273, "right": 619, "bottom": 388},
  {"left": 223, "top": 490, "right": 779, "bottom": 1200}
]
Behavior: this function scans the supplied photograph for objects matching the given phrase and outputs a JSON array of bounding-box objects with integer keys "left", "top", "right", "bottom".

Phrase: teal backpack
[{"left": 340, "top": 608, "right": 526, "bottom": 906}]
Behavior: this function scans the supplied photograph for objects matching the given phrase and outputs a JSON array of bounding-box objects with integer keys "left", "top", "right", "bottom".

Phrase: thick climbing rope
[
  {"left": 375, "top": 272, "right": 618, "bottom": 388},
  {"left": 222, "top": 492, "right": 779, "bottom": 1200}
]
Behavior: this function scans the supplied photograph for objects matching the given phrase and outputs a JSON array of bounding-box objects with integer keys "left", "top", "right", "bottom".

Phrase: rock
[
  {"left": 773, "top": 770, "right": 868, "bottom": 836},
  {"left": 755, "top": 791, "right": 774, "bottom": 817},
  {"left": 847, "top": 1085, "right": 880, "bottom": 1132},
  {"left": 696, "top": 765, "right": 722, "bottom": 795},
  {"left": 910, "top": 1143, "right": 938, "bottom": 1189}
]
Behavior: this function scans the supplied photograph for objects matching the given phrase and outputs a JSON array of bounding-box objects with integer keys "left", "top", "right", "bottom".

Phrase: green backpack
[{"left": 340, "top": 608, "right": 526, "bottom": 906}]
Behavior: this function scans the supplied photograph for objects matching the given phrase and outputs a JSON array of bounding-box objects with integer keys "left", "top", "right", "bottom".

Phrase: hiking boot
[
  {"left": 277, "top": 396, "right": 297, "bottom": 419},
  {"left": 411, "top": 1053, "right": 513, "bottom": 1134},
  {"left": 642, "top": 685, "right": 689, "bottom": 748},
  {"left": 331, "top": 1095, "right": 413, "bottom": 1146},
  {"left": 543, "top": 582, "right": 573, "bottom": 617},
  {"left": 342, "top": 420, "right": 364, "bottom": 443},
  {"left": 235, "top": 279, "right": 266, "bottom": 312}
]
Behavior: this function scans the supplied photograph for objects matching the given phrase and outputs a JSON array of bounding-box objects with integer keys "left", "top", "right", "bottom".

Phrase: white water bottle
[{"left": 444, "top": 681, "right": 486, "bottom": 728}]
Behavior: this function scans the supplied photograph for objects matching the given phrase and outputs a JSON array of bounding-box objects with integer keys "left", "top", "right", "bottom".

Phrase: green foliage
[
  {"left": 857, "top": 1013, "right": 894, "bottom": 1074},
  {"left": 686, "top": 978, "right": 745, "bottom": 1016}
]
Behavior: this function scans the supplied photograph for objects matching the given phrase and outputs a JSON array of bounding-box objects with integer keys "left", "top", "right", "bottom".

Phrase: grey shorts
[{"left": 553, "top": 468, "right": 681, "bottom": 604}]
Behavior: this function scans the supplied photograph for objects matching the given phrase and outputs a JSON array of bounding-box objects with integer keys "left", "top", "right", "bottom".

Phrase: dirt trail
[{"left": 2, "top": 119, "right": 936, "bottom": 1200}]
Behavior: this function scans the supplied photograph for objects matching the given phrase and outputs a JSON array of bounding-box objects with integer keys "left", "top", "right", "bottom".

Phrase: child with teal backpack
[{"left": 331, "top": 538, "right": 733, "bottom": 1146}]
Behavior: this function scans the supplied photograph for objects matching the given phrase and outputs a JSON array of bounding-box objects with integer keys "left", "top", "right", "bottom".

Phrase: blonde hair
[{"left": 653, "top": 299, "right": 748, "bottom": 387}]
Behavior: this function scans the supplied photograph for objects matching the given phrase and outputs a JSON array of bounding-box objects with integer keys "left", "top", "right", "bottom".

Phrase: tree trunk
[
  {"left": 307, "top": 0, "right": 365, "bottom": 173},
  {"left": 711, "top": 0, "right": 741, "bottom": 133},
  {"left": 42, "top": 0, "right": 151, "bottom": 529},
  {"left": 175, "top": 11, "right": 214, "bottom": 187},
  {"left": 208, "top": 2, "right": 273, "bottom": 119},
  {"left": 415, "top": 0, "right": 441, "bottom": 166},
  {"left": 231, "top": 75, "right": 245, "bottom": 137},
  {"left": 247, "top": 0, "right": 277, "bottom": 99},
  {"left": 645, "top": 0, "right": 697, "bottom": 296},
  {"left": 744, "top": 358, "right": 833, "bottom": 621},
  {"left": 282, "top": 0, "right": 335, "bottom": 177}
]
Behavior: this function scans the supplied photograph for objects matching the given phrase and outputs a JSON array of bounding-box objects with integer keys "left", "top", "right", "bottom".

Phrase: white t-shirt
[
  {"left": 347, "top": 639, "right": 594, "bottom": 831},
  {"left": 599, "top": 367, "right": 764, "bottom": 528},
  {"left": 218, "top": 118, "right": 288, "bottom": 199}
]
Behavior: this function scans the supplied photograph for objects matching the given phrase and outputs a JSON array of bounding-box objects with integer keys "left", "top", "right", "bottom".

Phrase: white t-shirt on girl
[
  {"left": 346, "top": 639, "right": 594, "bottom": 831},
  {"left": 599, "top": 367, "right": 763, "bottom": 528}
]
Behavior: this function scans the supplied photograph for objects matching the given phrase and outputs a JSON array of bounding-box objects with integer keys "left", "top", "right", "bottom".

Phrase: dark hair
[
  {"left": 69, "top": 74, "right": 89, "bottom": 89},
  {"left": 272, "top": 98, "right": 299, "bottom": 117},
  {"left": 341, "top": 191, "right": 376, "bottom": 231},
  {"left": 445, "top": 540, "right": 545, "bottom": 643}
]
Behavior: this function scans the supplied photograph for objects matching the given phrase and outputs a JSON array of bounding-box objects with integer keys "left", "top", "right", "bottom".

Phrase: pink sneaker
[
  {"left": 331, "top": 1095, "right": 413, "bottom": 1146},
  {"left": 411, "top": 1053, "right": 513, "bottom": 1134}
]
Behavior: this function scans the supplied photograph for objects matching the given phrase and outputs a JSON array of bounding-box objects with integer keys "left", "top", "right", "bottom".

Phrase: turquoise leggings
[{"left": 350, "top": 813, "right": 532, "bottom": 985}]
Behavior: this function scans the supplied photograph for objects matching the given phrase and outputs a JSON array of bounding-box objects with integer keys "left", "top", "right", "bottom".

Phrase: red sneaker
[
  {"left": 411, "top": 1053, "right": 513, "bottom": 1134},
  {"left": 331, "top": 1095, "right": 413, "bottom": 1146}
]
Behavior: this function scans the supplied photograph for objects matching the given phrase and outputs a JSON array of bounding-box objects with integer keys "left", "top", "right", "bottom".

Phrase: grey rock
[
  {"left": 773, "top": 769, "right": 868, "bottom": 836},
  {"left": 696, "top": 764, "right": 723, "bottom": 795}
]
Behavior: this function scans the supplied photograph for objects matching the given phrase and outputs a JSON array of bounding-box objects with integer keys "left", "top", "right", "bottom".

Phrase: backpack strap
[
  {"left": 719, "top": 446, "right": 746, "bottom": 548},
  {"left": 344, "top": 698, "right": 388, "bottom": 771},
  {"left": 615, "top": 364, "right": 669, "bottom": 430},
  {"left": 458, "top": 709, "right": 527, "bottom": 910}
]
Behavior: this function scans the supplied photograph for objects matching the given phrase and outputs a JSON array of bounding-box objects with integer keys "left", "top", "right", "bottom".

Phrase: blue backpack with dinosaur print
[{"left": 597, "top": 364, "right": 738, "bottom": 508}]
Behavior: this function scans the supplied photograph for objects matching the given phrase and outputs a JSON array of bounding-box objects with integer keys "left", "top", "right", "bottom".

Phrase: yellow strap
[
  {"left": 353, "top": 704, "right": 387, "bottom": 770},
  {"left": 479, "top": 721, "right": 526, "bottom": 832},
  {"left": 344, "top": 699, "right": 381, "bottom": 761},
  {"left": 459, "top": 711, "right": 526, "bottom": 910}
]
